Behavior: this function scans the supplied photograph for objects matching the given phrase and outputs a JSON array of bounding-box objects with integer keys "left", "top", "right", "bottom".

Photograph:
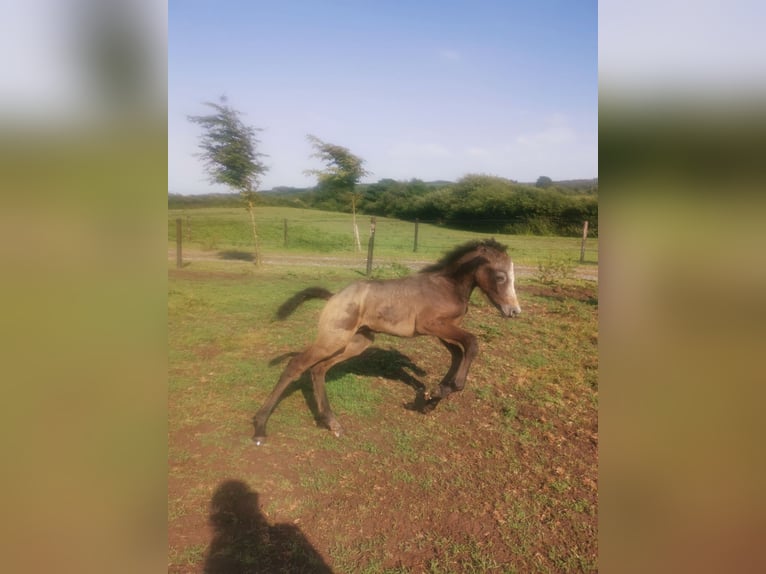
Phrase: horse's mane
[{"left": 420, "top": 238, "right": 507, "bottom": 273}]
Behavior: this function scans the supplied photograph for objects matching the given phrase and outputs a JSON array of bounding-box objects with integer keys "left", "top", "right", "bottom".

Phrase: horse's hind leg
[
  {"left": 253, "top": 345, "right": 338, "bottom": 444},
  {"left": 310, "top": 330, "right": 374, "bottom": 437}
]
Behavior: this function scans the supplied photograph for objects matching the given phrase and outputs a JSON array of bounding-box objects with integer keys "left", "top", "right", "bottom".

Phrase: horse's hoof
[
  {"left": 253, "top": 436, "right": 266, "bottom": 446},
  {"left": 327, "top": 420, "right": 344, "bottom": 438},
  {"left": 421, "top": 401, "right": 436, "bottom": 414}
]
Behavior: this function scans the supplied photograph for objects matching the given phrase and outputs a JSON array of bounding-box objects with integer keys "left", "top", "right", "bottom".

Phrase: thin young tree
[
  {"left": 304, "top": 134, "right": 370, "bottom": 252},
  {"left": 188, "top": 96, "right": 268, "bottom": 264}
]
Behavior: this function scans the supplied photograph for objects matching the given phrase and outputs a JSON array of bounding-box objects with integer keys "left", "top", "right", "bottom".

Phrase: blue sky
[{"left": 169, "top": 1, "right": 597, "bottom": 193}]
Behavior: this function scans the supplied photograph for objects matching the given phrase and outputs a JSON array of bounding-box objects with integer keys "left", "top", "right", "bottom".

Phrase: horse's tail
[{"left": 276, "top": 287, "right": 334, "bottom": 320}]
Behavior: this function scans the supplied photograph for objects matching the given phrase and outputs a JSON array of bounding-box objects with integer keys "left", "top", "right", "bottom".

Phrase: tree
[
  {"left": 535, "top": 175, "right": 553, "bottom": 188},
  {"left": 188, "top": 96, "right": 268, "bottom": 263},
  {"left": 304, "top": 134, "right": 370, "bottom": 252}
]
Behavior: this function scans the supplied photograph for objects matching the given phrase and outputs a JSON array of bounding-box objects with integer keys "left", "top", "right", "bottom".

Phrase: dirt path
[{"left": 168, "top": 249, "right": 599, "bottom": 281}]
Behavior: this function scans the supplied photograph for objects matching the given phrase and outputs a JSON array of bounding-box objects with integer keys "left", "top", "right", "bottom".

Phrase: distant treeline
[{"left": 169, "top": 175, "right": 598, "bottom": 237}]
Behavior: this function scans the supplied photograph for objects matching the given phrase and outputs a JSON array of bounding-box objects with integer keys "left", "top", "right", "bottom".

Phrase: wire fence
[{"left": 170, "top": 210, "right": 599, "bottom": 276}]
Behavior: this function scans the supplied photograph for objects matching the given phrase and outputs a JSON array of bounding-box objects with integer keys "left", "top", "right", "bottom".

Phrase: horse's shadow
[{"left": 268, "top": 347, "right": 429, "bottom": 421}]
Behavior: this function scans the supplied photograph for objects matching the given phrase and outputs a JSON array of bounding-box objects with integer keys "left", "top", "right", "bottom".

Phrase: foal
[{"left": 253, "top": 239, "right": 521, "bottom": 444}]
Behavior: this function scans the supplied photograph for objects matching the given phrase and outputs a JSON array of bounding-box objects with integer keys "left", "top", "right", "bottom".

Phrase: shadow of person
[{"left": 204, "top": 479, "right": 333, "bottom": 574}]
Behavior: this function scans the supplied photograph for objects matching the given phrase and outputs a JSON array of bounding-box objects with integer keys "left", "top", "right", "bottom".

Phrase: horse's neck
[{"left": 444, "top": 267, "right": 478, "bottom": 304}]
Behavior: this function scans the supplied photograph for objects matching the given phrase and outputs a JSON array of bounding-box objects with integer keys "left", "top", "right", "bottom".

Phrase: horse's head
[
  {"left": 423, "top": 239, "right": 522, "bottom": 318},
  {"left": 473, "top": 240, "right": 522, "bottom": 318}
]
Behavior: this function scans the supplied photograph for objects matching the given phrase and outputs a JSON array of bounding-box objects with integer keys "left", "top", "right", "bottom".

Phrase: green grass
[
  {"left": 168, "top": 543, "right": 207, "bottom": 569},
  {"left": 426, "top": 537, "right": 503, "bottom": 573},
  {"left": 168, "top": 251, "right": 598, "bottom": 572},
  {"left": 169, "top": 205, "right": 598, "bottom": 266},
  {"left": 326, "top": 373, "right": 383, "bottom": 417}
]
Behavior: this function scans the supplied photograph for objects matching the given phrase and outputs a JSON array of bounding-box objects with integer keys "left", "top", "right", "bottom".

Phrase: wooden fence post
[
  {"left": 366, "top": 216, "right": 377, "bottom": 276},
  {"left": 580, "top": 220, "right": 589, "bottom": 263},
  {"left": 413, "top": 218, "right": 419, "bottom": 252},
  {"left": 176, "top": 218, "right": 183, "bottom": 268},
  {"left": 283, "top": 218, "right": 288, "bottom": 247}
]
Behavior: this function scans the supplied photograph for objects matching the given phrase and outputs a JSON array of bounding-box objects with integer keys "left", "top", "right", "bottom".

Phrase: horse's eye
[{"left": 495, "top": 273, "right": 507, "bottom": 283}]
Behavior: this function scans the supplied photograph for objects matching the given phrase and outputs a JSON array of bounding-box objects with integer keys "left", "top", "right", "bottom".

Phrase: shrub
[{"left": 536, "top": 256, "right": 575, "bottom": 285}]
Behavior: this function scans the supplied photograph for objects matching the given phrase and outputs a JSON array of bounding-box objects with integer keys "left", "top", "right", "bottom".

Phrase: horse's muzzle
[{"left": 501, "top": 304, "right": 522, "bottom": 318}]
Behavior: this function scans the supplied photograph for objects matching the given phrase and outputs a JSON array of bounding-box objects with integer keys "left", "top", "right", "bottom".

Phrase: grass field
[
  {"left": 168, "top": 206, "right": 598, "bottom": 267},
  {"left": 167, "top": 208, "right": 598, "bottom": 572}
]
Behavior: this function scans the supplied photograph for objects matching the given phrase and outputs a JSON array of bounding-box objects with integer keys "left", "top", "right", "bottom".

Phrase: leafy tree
[
  {"left": 304, "top": 134, "right": 370, "bottom": 251},
  {"left": 188, "top": 96, "right": 268, "bottom": 263},
  {"left": 535, "top": 175, "right": 553, "bottom": 188}
]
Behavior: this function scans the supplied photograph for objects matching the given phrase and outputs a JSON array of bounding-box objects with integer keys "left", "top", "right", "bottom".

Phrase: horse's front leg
[
  {"left": 418, "top": 341, "right": 461, "bottom": 413},
  {"left": 432, "top": 339, "right": 463, "bottom": 398},
  {"left": 450, "top": 331, "right": 478, "bottom": 391},
  {"left": 420, "top": 330, "right": 478, "bottom": 413}
]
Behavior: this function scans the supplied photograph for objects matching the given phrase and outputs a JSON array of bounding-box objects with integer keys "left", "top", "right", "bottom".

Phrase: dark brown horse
[{"left": 253, "top": 239, "right": 521, "bottom": 444}]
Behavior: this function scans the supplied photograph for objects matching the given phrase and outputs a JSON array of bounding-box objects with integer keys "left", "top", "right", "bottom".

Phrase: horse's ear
[
  {"left": 479, "top": 238, "right": 492, "bottom": 252},
  {"left": 482, "top": 237, "right": 506, "bottom": 254}
]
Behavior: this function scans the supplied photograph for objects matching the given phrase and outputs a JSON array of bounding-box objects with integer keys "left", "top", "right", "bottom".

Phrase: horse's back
[{"left": 320, "top": 275, "right": 463, "bottom": 339}]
